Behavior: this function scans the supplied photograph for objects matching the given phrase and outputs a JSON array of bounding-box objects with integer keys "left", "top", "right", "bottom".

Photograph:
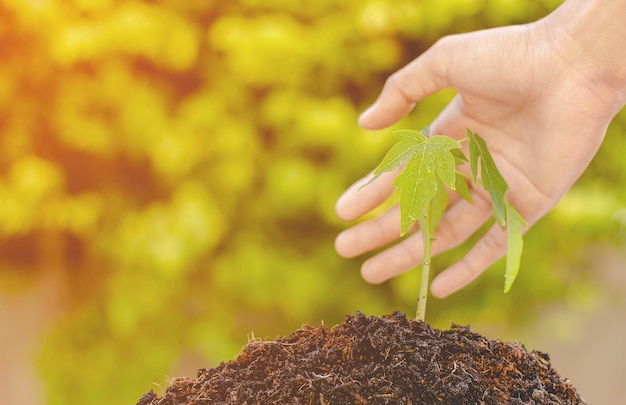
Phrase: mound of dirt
[{"left": 137, "top": 311, "right": 586, "bottom": 404}]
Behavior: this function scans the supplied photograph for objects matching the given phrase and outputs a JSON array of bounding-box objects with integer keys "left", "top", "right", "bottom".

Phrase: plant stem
[{"left": 416, "top": 200, "right": 433, "bottom": 322}]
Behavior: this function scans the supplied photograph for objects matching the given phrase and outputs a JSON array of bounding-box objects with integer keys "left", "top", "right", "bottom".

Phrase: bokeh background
[{"left": 0, "top": 0, "right": 624, "bottom": 404}]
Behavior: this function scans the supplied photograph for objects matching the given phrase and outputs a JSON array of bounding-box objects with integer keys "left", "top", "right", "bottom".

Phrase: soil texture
[{"left": 137, "top": 311, "right": 586, "bottom": 404}]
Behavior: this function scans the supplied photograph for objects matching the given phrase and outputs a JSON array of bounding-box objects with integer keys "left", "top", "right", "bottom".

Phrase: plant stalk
[{"left": 416, "top": 200, "right": 433, "bottom": 322}]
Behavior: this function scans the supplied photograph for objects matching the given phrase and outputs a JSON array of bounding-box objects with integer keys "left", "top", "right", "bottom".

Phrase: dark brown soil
[{"left": 137, "top": 311, "right": 586, "bottom": 405}]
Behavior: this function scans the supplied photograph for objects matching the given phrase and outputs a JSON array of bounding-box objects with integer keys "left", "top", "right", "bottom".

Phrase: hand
[{"left": 335, "top": 18, "right": 626, "bottom": 298}]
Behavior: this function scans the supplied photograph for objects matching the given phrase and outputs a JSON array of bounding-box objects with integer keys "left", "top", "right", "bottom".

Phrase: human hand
[{"left": 335, "top": 15, "right": 626, "bottom": 298}]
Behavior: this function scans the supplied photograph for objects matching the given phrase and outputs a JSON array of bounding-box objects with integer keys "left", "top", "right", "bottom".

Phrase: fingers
[
  {"left": 335, "top": 182, "right": 467, "bottom": 258},
  {"left": 335, "top": 169, "right": 400, "bottom": 221},
  {"left": 358, "top": 44, "right": 451, "bottom": 130},
  {"left": 430, "top": 222, "right": 508, "bottom": 298},
  {"left": 355, "top": 191, "right": 494, "bottom": 284},
  {"left": 335, "top": 204, "right": 402, "bottom": 258},
  {"left": 360, "top": 231, "right": 424, "bottom": 283}
]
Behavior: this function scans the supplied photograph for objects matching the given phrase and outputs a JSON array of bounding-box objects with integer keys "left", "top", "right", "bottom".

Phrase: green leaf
[
  {"left": 429, "top": 178, "right": 449, "bottom": 235},
  {"left": 467, "top": 129, "right": 508, "bottom": 225},
  {"left": 451, "top": 148, "right": 468, "bottom": 164},
  {"left": 372, "top": 129, "right": 427, "bottom": 177},
  {"left": 389, "top": 131, "right": 461, "bottom": 234},
  {"left": 360, "top": 129, "right": 427, "bottom": 190},
  {"left": 504, "top": 199, "right": 527, "bottom": 293},
  {"left": 454, "top": 171, "right": 473, "bottom": 203},
  {"left": 393, "top": 151, "right": 438, "bottom": 234},
  {"left": 430, "top": 136, "right": 459, "bottom": 190}
]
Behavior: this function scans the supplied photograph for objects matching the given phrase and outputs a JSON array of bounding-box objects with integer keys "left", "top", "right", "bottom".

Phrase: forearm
[{"left": 541, "top": 0, "right": 626, "bottom": 107}]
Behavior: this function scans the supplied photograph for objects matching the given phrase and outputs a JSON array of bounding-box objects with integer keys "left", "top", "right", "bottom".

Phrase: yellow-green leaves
[
  {"left": 373, "top": 128, "right": 461, "bottom": 235},
  {"left": 467, "top": 129, "right": 508, "bottom": 225},
  {"left": 370, "top": 126, "right": 528, "bottom": 310},
  {"left": 466, "top": 129, "right": 527, "bottom": 292},
  {"left": 372, "top": 126, "right": 462, "bottom": 321},
  {"left": 505, "top": 201, "right": 527, "bottom": 292}
]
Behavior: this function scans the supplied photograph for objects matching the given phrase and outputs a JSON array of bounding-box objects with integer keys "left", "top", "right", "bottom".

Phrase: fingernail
[
  {"left": 334, "top": 232, "right": 347, "bottom": 256},
  {"left": 430, "top": 277, "right": 449, "bottom": 299},
  {"left": 358, "top": 106, "right": 374, "bottom": 127},
  {"left": 335, "top": 193, "right": 349, "bottom": 220}
]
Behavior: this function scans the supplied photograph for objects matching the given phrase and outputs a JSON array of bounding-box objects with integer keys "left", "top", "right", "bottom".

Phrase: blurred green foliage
[{"left": 0, "top": 0, "right": 623, "bottom": 403}]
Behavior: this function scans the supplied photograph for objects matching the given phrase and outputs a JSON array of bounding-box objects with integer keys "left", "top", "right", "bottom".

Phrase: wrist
[{"left": 540, "top": 0, "right": 626, "bottom": 109}]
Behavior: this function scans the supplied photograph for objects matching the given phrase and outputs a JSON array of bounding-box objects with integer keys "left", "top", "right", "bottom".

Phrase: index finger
[
  {"left": 335, "top": 169, "right": 399, "bottom": 221},
  {"left": 358, "top": 43, "right": 452, "bottom": 130}
]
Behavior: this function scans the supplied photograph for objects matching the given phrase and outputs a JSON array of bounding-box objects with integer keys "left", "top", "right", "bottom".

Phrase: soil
[{"left": 137, "top": 311, "right": 586, "bottom": 405}]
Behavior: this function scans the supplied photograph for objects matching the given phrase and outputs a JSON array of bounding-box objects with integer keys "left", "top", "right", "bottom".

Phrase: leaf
[
  {"left": 429, "top": 178, "right": 449, "bottom": 235},
  {"left": 360, "top": 129, "right": 427, "bottom": 190},
  {"left": 372, "top": 129, "right": 427, "bottom": 176},
  {"left": 467, "top": 129, "right": 508, "bottom": 225},
  {"left": 430, "top": 136, "right": 459, "bottom": 190},
  {"left": 504, "top": 199, "right": 527, "bottom": 292},
  {"left": 451, "top": 148, "right": 468, "bottom": 164},
  {"left": 454, "top": 171, "right": 473, "bottom": 203},
  {"left": 388, "top": 131, "right": 461, "bottom": 235},
  {"left": 393, "top": 151, "right": 438, "bottom": 234}
]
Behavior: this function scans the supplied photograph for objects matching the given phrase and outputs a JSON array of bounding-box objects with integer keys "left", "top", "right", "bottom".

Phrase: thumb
[{"left": 358, "top": 42, "right": 452, "bottom": 130}]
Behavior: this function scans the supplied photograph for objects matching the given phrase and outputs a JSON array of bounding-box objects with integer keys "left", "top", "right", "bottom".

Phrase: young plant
[{"left": 368, "top": 127, "right": 526, "bottom": 321}]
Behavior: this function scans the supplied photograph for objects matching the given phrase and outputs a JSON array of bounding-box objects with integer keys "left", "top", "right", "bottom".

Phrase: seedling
[{"left": 368, "top": 127, "right": 526, "bottom": 321}]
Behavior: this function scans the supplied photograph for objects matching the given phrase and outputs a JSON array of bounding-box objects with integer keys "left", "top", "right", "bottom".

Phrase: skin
[{"left": 335, "top": 0, "right": 626, "bottom": 298}]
